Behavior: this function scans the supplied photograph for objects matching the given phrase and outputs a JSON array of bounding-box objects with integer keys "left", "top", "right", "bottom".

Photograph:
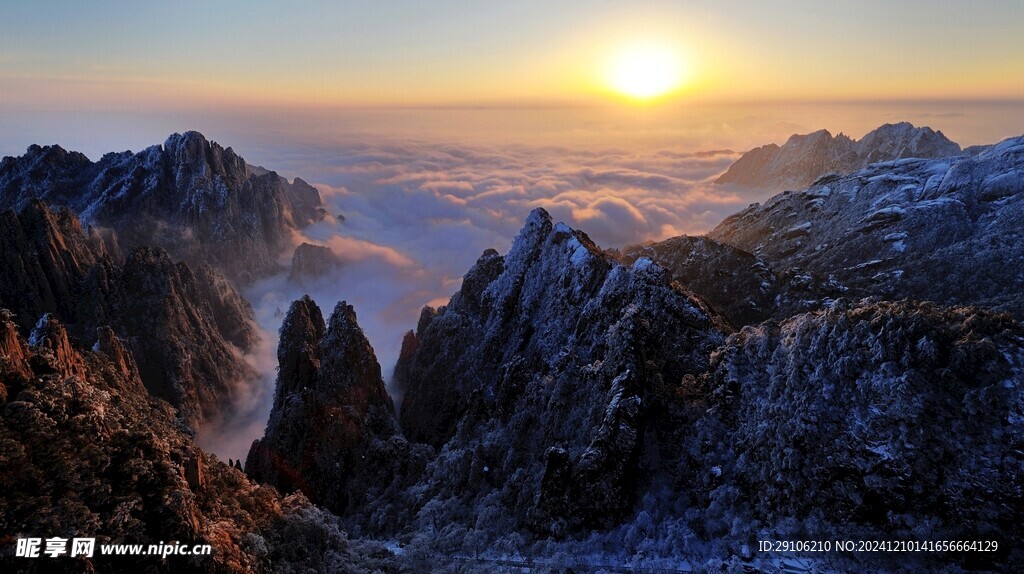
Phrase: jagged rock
[
  {"left": 0, "top": 131, "right": 327, "bottom": 280},
  {"left": 0, "top": 310, "right": 31, "bottom": 400},
  {"left": 716, "top": 122, "right": 961, "bottom": 191},
  {"left": 698, "top": 300, "right": 1024, "bottom": 549},
  {"left": 393, "top": 208, "right": 726, "bottom": 534},
  {"left": 0, "top": 200, "right": 99, "bottom": 331},
  {"left": 93, "top": 326, "right": 141, "bottom": 389},
  {"left": 709, "top": 134, "right": 1024, "bottom": 319},
  {"left": 194, "top": 263, "right": 259, "bottom": 349},
  {"left": 288, "top": 242, "right": 343, "bottom": 281},
  {"left": 246, "top": 297, "right": 429, "bottom": 517},
  {"left": 391, "top": 330, "right": 419, "bottom": 402},
  {"left": 28, "top": 313, "right": 88, "bottom": 381},
  {"left": 98, "top": 247, "right": 258, "bottom": 426},
  {"left": 620, "top": 236, "right": 846, "bottom": 327},
  {"left": 0, "top": 200, "right": 258, "bottom": 428},
  {"left": 0, "top": 311, "right": 400, "bottom": 573},
  {"left": 184, "top": 450, "right": 205, "bottom": 491}
]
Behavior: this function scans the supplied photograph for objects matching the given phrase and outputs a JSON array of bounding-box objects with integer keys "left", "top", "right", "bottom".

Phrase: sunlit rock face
[
  {"left": 710, "top": 134, "right": 1024, "bottom": 319},
  {"left": 0, "top": 311, "right": 398, "bottom": 574},
  {"left": 245, "top": 297, "right": 430, "bottom": 518},
  {"left": 0, "top": 200, "right": 258, "bottom": 429},
  {"left": 0, "top": 131, "right": 326, "bottom": 281},
  {"left": 716, "top": 122, "right": 961, "bottom": 192},
  {"left": 393, "top": 208, "right": 727, "bottom": 534}
]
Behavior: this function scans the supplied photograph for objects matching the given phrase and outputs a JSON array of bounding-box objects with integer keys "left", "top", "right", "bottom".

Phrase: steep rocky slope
[
  {"left": 716, "top": 123, "right": 961, "bottom": 191},
  {"left": 245, "top": 297, "right": 429, "bottom": 519},
  {"left": 388, "top": 208, "right": 726, "bottom": 537},
  {"left": 709, "top": 134, "right": 1024, "bottom": 318},
  {"left": 374, "top": 208, "right": 1023, "bottom": 570},
  {"left": 0, "top": 311, "right": 399, "bottom": 574},
  {"left": 620, "top": 236, "right": 846, "bottom": 327},
  {"left": 694, "top": 300, "right": 1024, "bottom": 568},
  {"left": 0, "top": 200, "right": 258, "bottom": 428},
  {"left": 0, "top": 131, "right": 326, "bottom": 280}
]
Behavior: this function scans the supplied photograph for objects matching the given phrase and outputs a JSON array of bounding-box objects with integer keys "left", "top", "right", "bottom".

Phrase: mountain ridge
[
  {"left": 708, "top": 132, "right": 1024, "bottom": 319},
  {"left": 0, "top": 131, "right": 326, "bottom": 281},
  {"left": 0, "top": 199, "right": 259, "bottom": 428},
  {"left": 716, "top": 122, "right": 962, "bottom": 191}
]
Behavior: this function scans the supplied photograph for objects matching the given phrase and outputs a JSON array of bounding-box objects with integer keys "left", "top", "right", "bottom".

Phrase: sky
[
  {"left": 4, "top": 0, "right": 1024, "bottom": 459},
  {"left": 2, "top": 1, "right": 1023, "bottom": 108}
]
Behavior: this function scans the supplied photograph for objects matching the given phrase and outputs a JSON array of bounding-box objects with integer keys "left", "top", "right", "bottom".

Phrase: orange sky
[{"left": 2, "top": 1, "right": 1023, "bottom": 110}]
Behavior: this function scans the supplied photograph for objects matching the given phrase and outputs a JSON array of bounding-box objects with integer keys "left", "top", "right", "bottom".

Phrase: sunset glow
[{"left": 606, "top": 42, "right": 686, "bottom": 100}]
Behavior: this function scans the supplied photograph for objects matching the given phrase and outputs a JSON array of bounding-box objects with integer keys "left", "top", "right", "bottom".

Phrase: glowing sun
[{"left": 607, "top": 42, "right": 686, "bottom": 100}]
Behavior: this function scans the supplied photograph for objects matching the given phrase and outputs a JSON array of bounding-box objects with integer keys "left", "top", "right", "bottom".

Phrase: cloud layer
[{"left": 204, "top": 135, "right": 764, "bottom": 461}]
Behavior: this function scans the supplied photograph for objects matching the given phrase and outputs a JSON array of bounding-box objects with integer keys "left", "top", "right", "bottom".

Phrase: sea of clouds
[{"left": 198, "top": 132, "right": 772, "bottom": 460}]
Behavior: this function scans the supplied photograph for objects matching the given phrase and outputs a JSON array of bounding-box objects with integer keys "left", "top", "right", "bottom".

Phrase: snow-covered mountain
[
  {"left": 710, "top": 134, "right": 1024, "bottom": 319},
  {"left": 239, "top": 202, "right": 1023, "bottom": 571},
  {"left": 716, "top": 122, "right": 961, "bottom": 191},
  {"left": 0, "top": 132, "right": 326, "bottom": 280}
]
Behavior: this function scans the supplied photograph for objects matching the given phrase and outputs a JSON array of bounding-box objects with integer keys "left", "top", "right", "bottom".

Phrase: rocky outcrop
[
  {"left": 245, "top": 297, "right": 429, "bottom": 517},
  {"left": 716, "top": 123, "right": 961, "bottom": 191},
  {"left": 621, "top": 236, "right": 846, "bottom": 327},
  {"left": 0, "top": 200, "right": 259, "bottom": 428},
  {"left": 0, "top": 311, "right": 400, "bottom": 574},
  {"left": 697, "top": 300, "right": 1024, "bottom": 553},
  {"left": 87, "top": 247, "right": 259, "bottom": 427},
  {"left": 709, "top": 134, "right": 1024, "bottom": 319},
  {"left": 288, "top": 242, "right": 342, "bottom": 282},
  {"left": 392, "top": 208, "right": 726, "bottom": 534},
  {"left": 0, "top": 131, "right": 326, "bottom": 280},
  {"left": 0, "top": 200, "right": 102, "bottom": 329},
  {"left": 0, "top": 310, "right": 32, "bottom": 401}
]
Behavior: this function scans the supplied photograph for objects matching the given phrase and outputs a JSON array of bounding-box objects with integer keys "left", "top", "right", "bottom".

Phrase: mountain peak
[
  {"left": 717, "top": 122, "right": 962, "bottom": 191},
  {"left": 785, "top": 128, "right": 832, "bottom": 145},
  {"left": 163, "top": 130, "right": 211, "bottom": 150},
  {"left": 0, "top": 131, "right": 326, "bottom": 280},
  {"left": 246, "top": 297, "right": 417, "bottom": 515}
]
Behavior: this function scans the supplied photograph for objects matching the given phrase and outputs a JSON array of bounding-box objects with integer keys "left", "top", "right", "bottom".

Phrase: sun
[{"left": 607, "top": 42, "right": 686, "bottom": 100}]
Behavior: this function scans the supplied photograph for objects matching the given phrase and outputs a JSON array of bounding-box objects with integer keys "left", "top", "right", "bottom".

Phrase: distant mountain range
[{"left": 716, "top": 122, "right": 962, "bottom": 191}]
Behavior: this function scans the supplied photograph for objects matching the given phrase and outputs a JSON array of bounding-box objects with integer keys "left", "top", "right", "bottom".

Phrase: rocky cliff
[
  {"left": 716, "top": 123, "right": 961, "bottom": 191},
  {"left": 0, "top": 131, "right": 326, "bottom": 280},
  {"left": 0, "top": 311, "right": 399, "bottom": 574},
  {"left": 709, "top": 134, "right": 1024, "bottom": 319},
  {"left": 245, "top": 297, "right": 429, "bottom": 519},
  {"left": 288, "top": 242, "right": 342, "bottom": 282},
  {"left": 695, "top": 300, "right": 1024, "bottom": 565},
  {"left": 0, "top": 200, "right": 258, "bottom": 428},
  {"left": 620, "top": 236, "right": 846, "bottom": 327},
  {"left": 7, "top": 126, "right": 1024, "bottom": 571},
  {"left": 389, "top": 208, "right": 726, "bottom": 536}
]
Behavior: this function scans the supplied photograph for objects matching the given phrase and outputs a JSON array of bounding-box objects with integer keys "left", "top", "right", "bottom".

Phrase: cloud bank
[{"left": 203, "top": 135, "right": 762, "bottom": 461}]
